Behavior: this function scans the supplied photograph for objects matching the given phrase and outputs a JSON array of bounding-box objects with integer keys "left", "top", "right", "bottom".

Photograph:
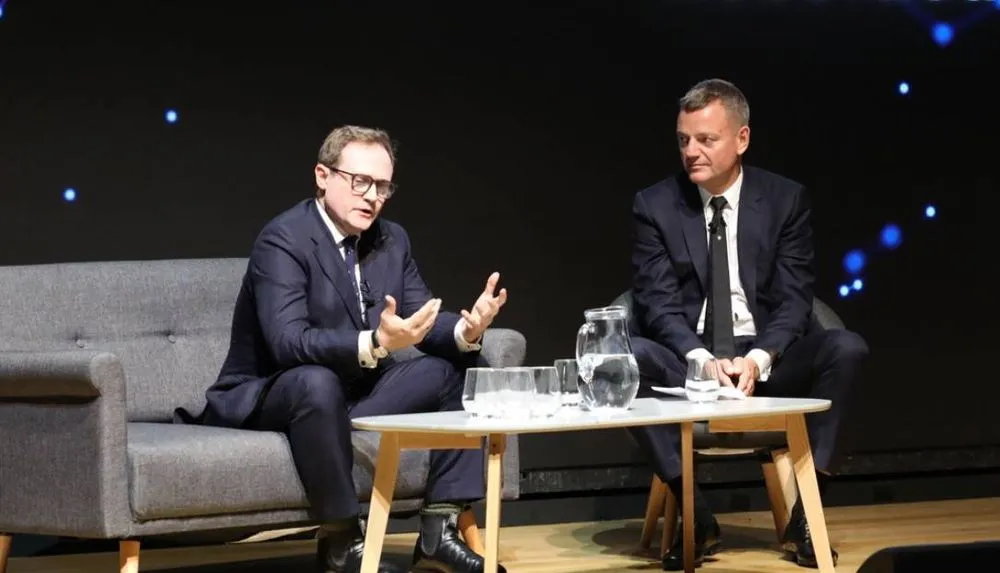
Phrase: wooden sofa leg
[
  {"left": 0, "top": 533, "right": 12, "bottom": 573},
  {"left": 458, "top": 509, "right": 485, "bottom": 556},
  {"left": 640, "top": 475, "right": 667, "bottom": 550},
  {"left": 762, "top": 448, "right": 798, "bottom": 543},
  {"left": 119, "top": 539, "right": 140, "bottom": 573}
]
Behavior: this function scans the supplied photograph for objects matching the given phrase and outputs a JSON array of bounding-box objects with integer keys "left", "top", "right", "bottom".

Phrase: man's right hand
[
  {"left": 375, "top": 295, "right": 441, "bottom": 352},
  {"left": 711, "top": 358, "right": 738, "bottom": 387}
]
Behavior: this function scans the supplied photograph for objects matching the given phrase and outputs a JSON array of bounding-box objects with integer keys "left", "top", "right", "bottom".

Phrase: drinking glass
[
  {"left": 463, "top": 368, "right": 502, "bottom": 417},
  {"left": 526, "top": 366, "right": 561, "bottom": 418},
  {"left": 553, "top": 359, "right": 581, "bottom": 408},
  {"left": 685, "top": 356, "right": 721, "bottom": 403},
  {"left": 500, "top": 367, "right": 535, "bottom": 419}
]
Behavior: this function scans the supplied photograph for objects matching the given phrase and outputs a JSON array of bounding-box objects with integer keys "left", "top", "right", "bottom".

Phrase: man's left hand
[
  {"left": 731, "top": 357, "right": 760, "bottom": 396},
  {"left": 459, "top": 272, "right": 508, "bottom": 343}
]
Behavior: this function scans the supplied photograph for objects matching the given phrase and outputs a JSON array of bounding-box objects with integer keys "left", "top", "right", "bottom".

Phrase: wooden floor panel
[{"left": 6, "top": 498, "right": 1000, "bottom": 572}]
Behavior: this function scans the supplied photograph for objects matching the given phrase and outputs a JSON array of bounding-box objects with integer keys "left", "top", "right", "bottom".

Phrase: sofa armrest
[
  {"left": 479, "top": 328, "right": 526, "bottom": 369},
  {"left": 0, "top": 350, "right": 133, "bottom": 538}
]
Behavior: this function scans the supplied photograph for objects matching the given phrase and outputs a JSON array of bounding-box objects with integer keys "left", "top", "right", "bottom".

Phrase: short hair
[
  {"left": 679, "top": 79, "right": 750, "bottom": 127},
  {"left": 317, "top": 125, "right": 396, "bottom": 168}
]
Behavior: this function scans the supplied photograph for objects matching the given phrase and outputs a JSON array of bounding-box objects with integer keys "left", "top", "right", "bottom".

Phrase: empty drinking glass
[
  {"left": 526, "top": 366, "right": 561, "bottom": 418},
  {"left": 463, "top": 368, "right": 502, "bottom": 417},
  {"left": 685, "top": 356, "right": 722, "bottom": 403},
  {"left": 500, "top": 367, "right": 535, "bottom": 419},
  {"left": 553, "top": 359, "right": 581, "bottom": 408}
]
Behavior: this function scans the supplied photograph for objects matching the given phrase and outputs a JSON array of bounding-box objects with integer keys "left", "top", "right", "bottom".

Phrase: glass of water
[{"left": 685, "top": 356, "right": 722, "bottom": 403}]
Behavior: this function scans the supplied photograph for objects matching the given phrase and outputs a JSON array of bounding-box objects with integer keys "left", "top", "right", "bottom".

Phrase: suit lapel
[
  {"left": 737, "top": 170, "right": 761, "bottom": 308},
  {"left": 309, "top": 203, "right": 365, "bottom": 329},
  {"left": 679, "top": 182, "right": 709, "bottom": 291}
]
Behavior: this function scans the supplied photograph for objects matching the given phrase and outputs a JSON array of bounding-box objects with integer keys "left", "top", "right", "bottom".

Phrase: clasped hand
[
  {"left": 373, "top": 272, "right": 508, "bottom": 352},
  {"left": 712, "top": 357, "right": 760, "bottom": 396}
]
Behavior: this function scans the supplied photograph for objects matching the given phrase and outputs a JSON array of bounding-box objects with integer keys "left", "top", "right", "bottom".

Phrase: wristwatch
[{"left": 371, "top": 330, "right": 389, "bottom": 359}]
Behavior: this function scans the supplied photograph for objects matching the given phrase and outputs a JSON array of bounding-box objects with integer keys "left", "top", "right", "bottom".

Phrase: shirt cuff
[
  {"left": 358, "top": 330, "right": 378, "bottom": 368},
  {"left": 454, "top": 320, "right": 483, "bottom": 352},
  {"left": 746, "top": 348, "right": 773, "bottom": 381},
  {"left": 685, "top": 347, "right": 714, "bottom": 362}
]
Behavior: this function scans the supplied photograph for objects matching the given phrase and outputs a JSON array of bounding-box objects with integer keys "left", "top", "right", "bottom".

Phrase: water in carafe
[{"left": 575, "top": 305, "right": 640, "bottom": 415}]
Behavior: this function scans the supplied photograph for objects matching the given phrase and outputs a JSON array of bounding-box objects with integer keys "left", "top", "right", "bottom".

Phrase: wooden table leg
[
  {"left": 785, "top": 414, "right": 836, "bottom": 573},
  {"left": 360, "top": 432, "right": 401, "bottom": 573},
  {"left": 483, "top": 434, "right": 506, "bottom": 573},
  {"left": 681, "top": 422, "right": 695, "bottom": 573}
]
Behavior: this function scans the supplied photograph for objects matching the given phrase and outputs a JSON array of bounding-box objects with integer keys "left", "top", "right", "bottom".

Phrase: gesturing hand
[
  {"left": 459, "top": 272, "right": 508, "bottom": 343},
  {"left": 375, "top": 295, "right": 441, "bottom": 352}
]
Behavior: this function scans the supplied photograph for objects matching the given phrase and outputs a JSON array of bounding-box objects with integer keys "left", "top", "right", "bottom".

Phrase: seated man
[
  {"left": 200, "top": 125, "right": 508, "bottom": 573},
  {"left": 627, "top": 79, "right": 868, "bottom": 570}
]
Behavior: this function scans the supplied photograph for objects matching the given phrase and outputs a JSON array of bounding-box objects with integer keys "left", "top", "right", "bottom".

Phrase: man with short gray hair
[{"left": 626, "top": 79, "right": 868, "bottom": 570}]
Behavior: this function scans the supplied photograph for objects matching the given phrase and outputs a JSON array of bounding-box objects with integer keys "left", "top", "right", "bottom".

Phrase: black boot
[
  {"left": 316, "top": 519, "right": 405, "bottom": 573},
  {"left": 781, "top": 498, "right": 838, "bottom": 569},
  {"left": 661, "top": 516, "right": 722, "bottom": 571},
  {"left": 411, "top": 511, "right": 507, "bottom": 573}
]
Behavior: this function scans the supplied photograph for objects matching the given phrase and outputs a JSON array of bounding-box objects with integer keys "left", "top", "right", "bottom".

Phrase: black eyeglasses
[{"left": 326, "top": 166, "right": 396, "bottom": 200}]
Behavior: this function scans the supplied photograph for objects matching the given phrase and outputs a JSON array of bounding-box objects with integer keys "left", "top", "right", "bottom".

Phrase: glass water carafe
[{"left": 575, "top": 305, "right": 640, "bottom": 414}]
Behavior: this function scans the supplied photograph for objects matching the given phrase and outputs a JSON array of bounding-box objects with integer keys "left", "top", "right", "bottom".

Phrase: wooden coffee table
[{"left": 352, "top": 396, "right": 834, "bottom": 573}]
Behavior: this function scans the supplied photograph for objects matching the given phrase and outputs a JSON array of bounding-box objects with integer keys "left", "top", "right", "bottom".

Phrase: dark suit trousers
[
  {"left": 248, "top": 355, "right": 485, "bottom": 523},
  {"left": 626, "top": 329, "right": 868, "bottom": 482}
]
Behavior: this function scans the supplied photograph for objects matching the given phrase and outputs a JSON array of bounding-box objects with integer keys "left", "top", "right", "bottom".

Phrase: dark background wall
[{"left": 1, "top": 0, "right": 997, "bottom": 479}]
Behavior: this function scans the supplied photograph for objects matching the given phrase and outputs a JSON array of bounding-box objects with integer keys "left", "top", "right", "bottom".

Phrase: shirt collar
[
  {"left": 697, "top": 167, "right": 743, "bottom": 210},
  {"left": 315, "top": 198, "right": 355, "bottom": 247}
]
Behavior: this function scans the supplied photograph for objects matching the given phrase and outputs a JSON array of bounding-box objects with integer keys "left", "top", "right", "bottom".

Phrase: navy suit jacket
[
  {"left": 202, "top": 199, "right": 464, "bottom": 428},
  {"left": 631, "top": 165, "right": 815, "bottom": 361}
]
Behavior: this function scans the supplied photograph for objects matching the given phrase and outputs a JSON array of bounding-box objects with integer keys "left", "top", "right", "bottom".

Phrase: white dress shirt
[
  {"left": 684, "top": 170, "right": 773, "bottom": 381},
  {"left": 316, "top": 200, "right": 480, "bottom": 368}
]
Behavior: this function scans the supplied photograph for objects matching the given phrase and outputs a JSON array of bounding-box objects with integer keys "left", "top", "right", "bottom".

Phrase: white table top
[{"left": 352, "top": 396, "right": 830, "bottom": 435}]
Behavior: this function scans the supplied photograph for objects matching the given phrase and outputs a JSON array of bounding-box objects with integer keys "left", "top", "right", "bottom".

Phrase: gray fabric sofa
[{"left": 0, "top": 258, "right": 525, "bottom": 564}]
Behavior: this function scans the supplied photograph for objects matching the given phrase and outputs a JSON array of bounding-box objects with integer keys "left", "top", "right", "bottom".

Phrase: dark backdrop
[{"left": 1, "top": 0, "right": 996, "bottom": 473}]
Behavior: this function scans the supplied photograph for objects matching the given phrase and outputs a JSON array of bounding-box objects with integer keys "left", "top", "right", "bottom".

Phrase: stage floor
[{"left": 7, "top": 497, "right": 1000, "bottom": 572}]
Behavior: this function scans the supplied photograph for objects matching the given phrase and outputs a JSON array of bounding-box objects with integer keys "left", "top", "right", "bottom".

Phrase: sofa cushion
[
  {"left": 0, "top": 258, "right": 249, "bottom": 422},
  {"left": 127, "top": 423, "right": 430, "bottom": 521}
]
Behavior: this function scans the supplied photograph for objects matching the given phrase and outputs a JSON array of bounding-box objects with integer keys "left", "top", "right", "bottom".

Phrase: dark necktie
[
  {"left": 705, "top": 196, "right": 736, "bottom": 359},
  {"left": 341, "top": 235, "right": 369, "bottom": 328}
]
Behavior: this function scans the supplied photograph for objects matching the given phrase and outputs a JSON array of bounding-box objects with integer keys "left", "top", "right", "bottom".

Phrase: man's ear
[
  {"left": 314, "top": 164, "right": 330, "bottom": 195},
  {"left": 736, "top": 125, "right": 750, "bottom": 156}
]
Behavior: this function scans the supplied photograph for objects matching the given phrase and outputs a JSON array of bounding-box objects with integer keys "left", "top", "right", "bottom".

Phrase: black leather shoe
[
  {"left": 661, "top": 517, "right": 722, "bottom": 571},
  {"left": 781, "top": 500, "right": 838, "bottom": 569},
  {"left": 316, "top": 522, "right": 405, "bottom": 573},
  {"left": 411, "top": 512, "right": 507, "bottom": 573}
]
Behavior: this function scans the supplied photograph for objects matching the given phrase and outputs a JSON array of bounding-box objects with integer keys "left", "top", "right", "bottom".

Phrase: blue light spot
[
  {"left": 852, "top": 278, "right": 863, "bottom": 291},
  {"left": 0, "top": 6, "right": 5, "bottom": 20},
  {"left": 924, "top": 205, "right": 936, "bottom": 218},
  {"left": 63, "top": 188, "right": 77, "bottom": 202},
  {"left": 932, "top": 22, "right": 953, "bottom": 47},
  {"left": 838, "top": 285, "right": 851, "bottom": 298},
  {"left": 165, "top": 109, "right": 178, "bottom": 123},
  {"left": 843, "top": 249, "right": 866, "bottom": 274},
  {"left": 880, "top": 223, "right": 902, "bottom": 249},
  {"left": 898, "top": 82, "right": 910, "bottom": 95}
]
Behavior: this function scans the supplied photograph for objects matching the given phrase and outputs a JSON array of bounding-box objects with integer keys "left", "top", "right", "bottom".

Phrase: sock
[
  {"left": 420, "top": 502, "right": 466, "bottom": 516},
  {"left": 666, "top": 476, "right": 714, "bottom": 525},
  {"left": 816, "top": 471, "right": 831, "bottom": 497},
  {"left": 320, "top": 517, "right": 358, "bottom": 533}
]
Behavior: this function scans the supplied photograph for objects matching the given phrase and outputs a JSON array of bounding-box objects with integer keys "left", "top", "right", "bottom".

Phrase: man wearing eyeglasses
[{"left": 201, "top": 125, "right": 508, "bottom": 573}]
